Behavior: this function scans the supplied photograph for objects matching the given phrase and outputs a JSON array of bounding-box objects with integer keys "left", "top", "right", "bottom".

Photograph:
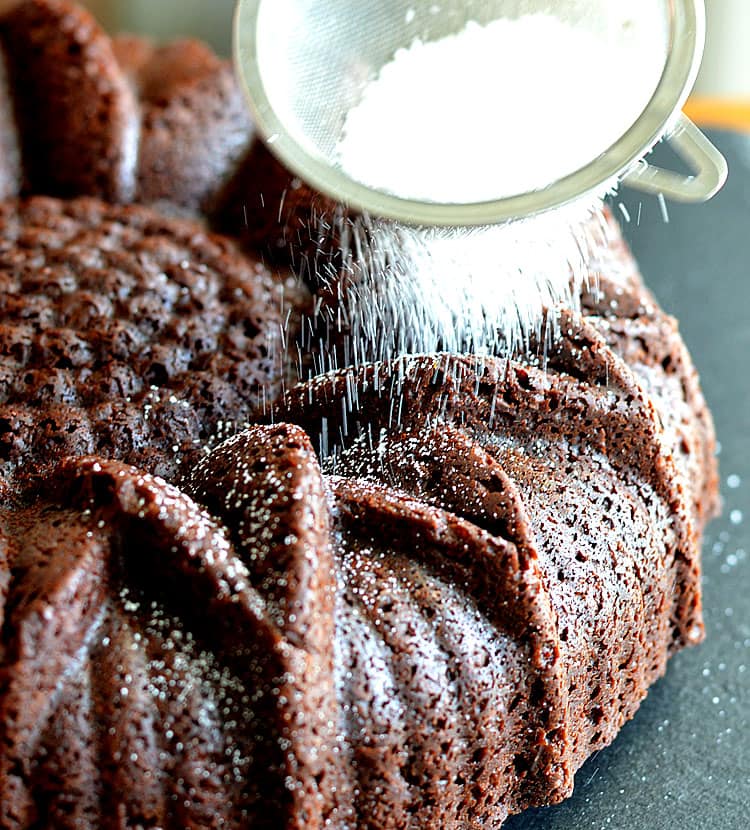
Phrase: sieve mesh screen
[{"left": 256, "top": 0, "right": 669, "bottom": 187}]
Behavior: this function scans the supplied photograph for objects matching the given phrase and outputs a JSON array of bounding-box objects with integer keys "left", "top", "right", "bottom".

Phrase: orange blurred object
[{"left": 685, "top": 97, "right": 750, "bottom": 133}]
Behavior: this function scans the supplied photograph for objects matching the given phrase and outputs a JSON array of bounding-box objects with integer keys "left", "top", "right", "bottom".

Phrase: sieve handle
[{"left": 621, "top": 114, "right": 728, "bottom": 203}]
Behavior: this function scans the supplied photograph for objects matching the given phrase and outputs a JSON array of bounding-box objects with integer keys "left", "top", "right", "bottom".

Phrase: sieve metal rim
[{"left": 234, "top": 0, "right": 720, "bottom": 226}]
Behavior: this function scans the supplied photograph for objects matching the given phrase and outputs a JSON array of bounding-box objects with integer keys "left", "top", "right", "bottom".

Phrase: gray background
[{"left": 508, "top": 129, "right": 750, "bottom": 829}]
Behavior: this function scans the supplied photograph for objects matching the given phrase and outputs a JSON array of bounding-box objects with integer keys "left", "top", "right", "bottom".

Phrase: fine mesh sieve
[{"left": 234, "top": 0, "right": 727, "bottom": 226}]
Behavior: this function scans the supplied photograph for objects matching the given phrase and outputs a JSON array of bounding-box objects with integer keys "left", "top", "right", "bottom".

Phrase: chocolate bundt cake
[
  {"left": 0, "top": 0, "right": 718, "bottom": 827},
  {"left": 0, "top": 275, "right": 717, "bottom": 827}
]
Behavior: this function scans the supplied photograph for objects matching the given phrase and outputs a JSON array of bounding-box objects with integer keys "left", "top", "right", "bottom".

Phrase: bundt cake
[{"left": 0, "top": 0, "right": 718, "bottom": 827}]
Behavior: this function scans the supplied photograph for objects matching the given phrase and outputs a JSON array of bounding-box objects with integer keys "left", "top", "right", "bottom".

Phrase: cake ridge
[
  {"left": 283, "top": 302, "right": 708, "bottom": 654},
  {"left": 279, "top": 342, "right": 710, "bottom": 796},
  {"left": 0, "top": 0, "right": 259, "bottom": 226}
]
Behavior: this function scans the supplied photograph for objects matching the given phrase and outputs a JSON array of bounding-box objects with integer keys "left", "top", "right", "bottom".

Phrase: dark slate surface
[{"left": 507, "top": 130, "right": 750, "bottom": 830}]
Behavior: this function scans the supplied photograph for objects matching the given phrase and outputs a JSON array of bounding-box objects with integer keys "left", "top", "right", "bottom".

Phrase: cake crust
[{"left": 0, "top": 196, "right": 303, "bottom": 484}]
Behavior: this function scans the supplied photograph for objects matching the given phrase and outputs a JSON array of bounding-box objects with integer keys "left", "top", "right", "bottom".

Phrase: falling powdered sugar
[{"left": 304, "top": 200, "right": 617, "bottom": 371}]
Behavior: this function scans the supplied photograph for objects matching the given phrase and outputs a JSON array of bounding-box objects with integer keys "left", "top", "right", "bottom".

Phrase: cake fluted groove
[{"left": 331, "top": 476, "right": 568, "bottom": 821}]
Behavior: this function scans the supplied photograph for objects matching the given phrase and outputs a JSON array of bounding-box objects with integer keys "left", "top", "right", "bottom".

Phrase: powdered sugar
[
  {"left": 305, "top": 197, "right": 615, "bottom": 366},
  {"left": 336, "top": 12, "right": 667, "bottom": 202}
]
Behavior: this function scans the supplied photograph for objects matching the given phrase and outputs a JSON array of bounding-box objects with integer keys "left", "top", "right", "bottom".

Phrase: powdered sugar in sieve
[{"left": 335, "top": 12, "right": 667, "bottom": 203}]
